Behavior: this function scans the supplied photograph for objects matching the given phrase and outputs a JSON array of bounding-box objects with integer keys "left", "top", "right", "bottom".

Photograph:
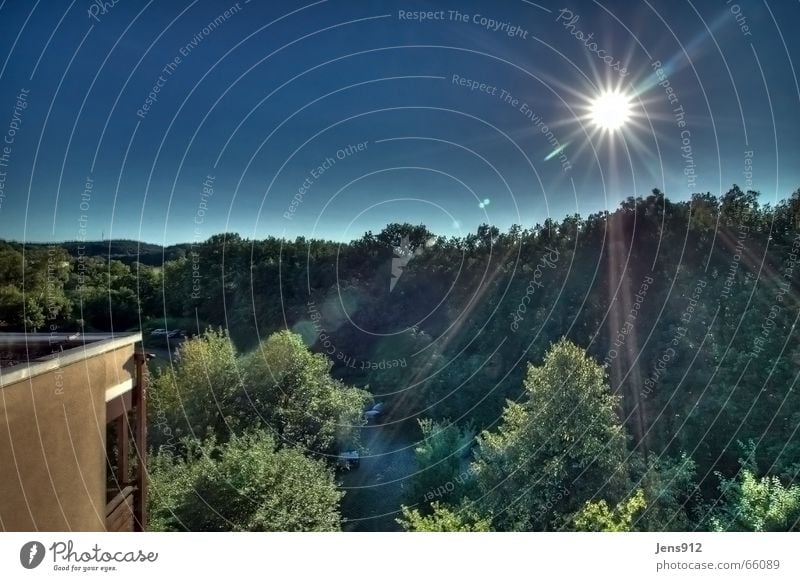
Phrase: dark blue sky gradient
[{"left": 0, "top": 0, "right": 797, "bottom": 244}]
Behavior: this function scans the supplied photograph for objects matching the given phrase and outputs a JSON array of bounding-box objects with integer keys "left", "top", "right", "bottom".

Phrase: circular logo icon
[{"left": 20, "top": 541, "right": 46, "bottom": 569}]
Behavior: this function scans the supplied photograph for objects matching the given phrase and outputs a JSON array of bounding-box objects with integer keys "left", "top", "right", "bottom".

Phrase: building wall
[{"left": 0, "top": 344, "right": 135, "bottom": 531}]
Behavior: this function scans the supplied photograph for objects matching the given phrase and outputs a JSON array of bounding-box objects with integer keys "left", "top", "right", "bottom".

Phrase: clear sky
[{"left": 0, "top": 0, "right": 797, "bottom": 245}]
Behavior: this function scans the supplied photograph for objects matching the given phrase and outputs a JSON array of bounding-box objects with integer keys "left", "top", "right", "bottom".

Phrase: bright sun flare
[{"left": 589, "top": 90, "right": 632, "bottom": 131}]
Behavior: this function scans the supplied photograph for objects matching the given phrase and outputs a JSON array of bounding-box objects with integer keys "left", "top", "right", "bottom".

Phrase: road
[{"left": 338, "top": 419, "right": 418, "bottom": 532}]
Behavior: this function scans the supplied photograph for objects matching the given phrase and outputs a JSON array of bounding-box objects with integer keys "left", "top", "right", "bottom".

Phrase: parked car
[
  {"left": 149, "top": 329, "right": 167, "bottom": 337},
  {"left": 364, "top": 401, "right": 385, "bottom": 423},
  {"left": 167, "top": 330, "right": 184, "bottom": 338}
]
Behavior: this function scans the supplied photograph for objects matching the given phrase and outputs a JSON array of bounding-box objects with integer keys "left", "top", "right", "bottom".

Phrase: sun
[{"left": 589, "top": 90, "right": 632, "bottom": 131}]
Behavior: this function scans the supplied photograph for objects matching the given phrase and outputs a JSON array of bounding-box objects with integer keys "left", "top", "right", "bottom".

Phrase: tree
[
  {"left": 148, "top": 431, "right": 343, "bottom": 531},
  {"left": 407, "top": 419, "right": 475, "bottom": 506},
  {"left": 149, "top": 329, "right": 242, "bottom": 447},
  {"left": 376, "top": 223, "right": 432, "bottom": 250},
  {"left": 0, "top": 285, "right": 44, "bottom": 329},
  {"left": 81, "top": 287, "right": 140, "bottom": 330},
  {"left": 569, "top": 489, "right": 646, "bottom": 531},
  {"left": 237, "top": 330, "right": 371, "bottom": 456},
  {"left": 0, "top": 245, "right": 71, "bottom": 330},
  {"left": 634, "top": 453, "right": 699, "bottom": 531},
  {"left": 472, "top": 339, "right": 630, "bottom": 530},
  {"left": 709, "top": 469, "right": 800, "bottom": 531},
  {"left": 397, "top": 502, "right": 492, "bottom": 532}
]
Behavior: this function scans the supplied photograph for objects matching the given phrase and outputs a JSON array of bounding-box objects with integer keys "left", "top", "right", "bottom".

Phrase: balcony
[{"left": 0, "top": 332, "right": 147, "bottom": 531}]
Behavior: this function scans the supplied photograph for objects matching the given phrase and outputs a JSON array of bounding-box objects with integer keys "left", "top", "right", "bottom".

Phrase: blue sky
[{"left": 0, "top": 0, "right": 798, "bottom": 245}]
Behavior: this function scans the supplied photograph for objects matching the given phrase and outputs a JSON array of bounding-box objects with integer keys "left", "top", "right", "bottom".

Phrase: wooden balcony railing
[{"left": 106, "top": 486, "right": 136, "bottom": 532}]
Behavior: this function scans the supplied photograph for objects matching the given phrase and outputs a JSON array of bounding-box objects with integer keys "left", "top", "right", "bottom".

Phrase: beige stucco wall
[{"left": 0, "top": 344, "right": 135, "bottom": 531}]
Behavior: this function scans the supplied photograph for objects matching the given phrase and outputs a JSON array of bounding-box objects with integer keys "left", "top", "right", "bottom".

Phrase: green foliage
[
  {"left": 0, "top": 285, "right": 43, "bottom": 329},
  {"left": 237, "top": 330, "right": 371, "bottom": 455},
  {"left": 709, "top": 469, "right": 800, "bottom": 531},
  {"left": 408, "top": 419, "right": 475, "bottom": 506},
  {"left": 149, "top": 328, "right": 242, "bottom": 447},
  {"left": 146, "top": 330, "right": 368, "bottom": 531},
  {"left": 570, "top": 489, "right": 647, "bottom": 532},
  {"left": 472, "top": 339, "right": 629, "bottom": 530},
  {"left": 397, "top": 502, "right": 492, "bottom": 532},
  {"left": 149, "top": 329, "right": 369, "bottom": 456},
  {"left": 635, "top": 453, "right": 699, "bottom": 531},
  {"left": 148, "top": 431, "right": 342, "bottom": 531},
  {"left": 0, "top": 245, "right": 71, "bottom": 330}
]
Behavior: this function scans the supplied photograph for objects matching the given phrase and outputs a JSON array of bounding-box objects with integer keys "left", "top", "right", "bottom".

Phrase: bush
[{"left": 148, "top": 431, "right": 343, "bottom": 531}]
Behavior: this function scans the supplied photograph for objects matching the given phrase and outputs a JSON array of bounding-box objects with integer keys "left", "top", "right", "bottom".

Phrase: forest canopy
[{"left": 4, "top": 185, "right": 800, "bottom": 531}]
